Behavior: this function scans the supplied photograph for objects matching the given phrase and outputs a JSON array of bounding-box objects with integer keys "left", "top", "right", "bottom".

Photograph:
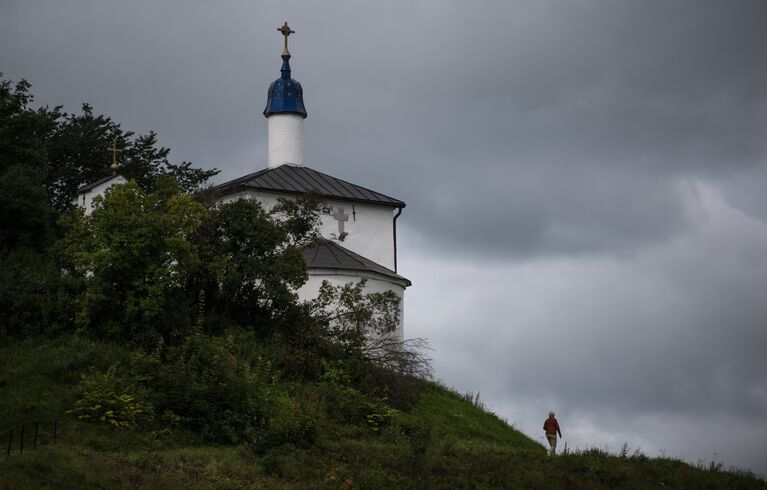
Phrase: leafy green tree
[
  {"left": 0, "top": 72, "right": 219, "bottom": 254},
  {"left": 309, "top": 280, "right": 432, "bottom": 379},
  {"left": 59, "top": 180, "right": 208, "bottom": 344},
  {"left": 191, "top": 195, "right": 326, "bottom": 331},
  {"left": 0, "top": 76, "right": 61, "bottom": 251},
  {"left": 0, "top": 248, "right": 81, "bottom": 337},
  {"left": 1, "top": 72, "right": 220, "bottom": 339},
  {"left": 0, "top": 76, "right": 59, "bottom": 173},
  {"left": 46, "top": 104, "right": 219, "bottom": 212},
  {"left": 0, "top": 164, "right": 56, "bottom": 251},
  {"left": 58, "top": 178, "right": 330, "bottom": 344},
  {"left": 311, "top": 280, "right": 401, "bottom": 354}
]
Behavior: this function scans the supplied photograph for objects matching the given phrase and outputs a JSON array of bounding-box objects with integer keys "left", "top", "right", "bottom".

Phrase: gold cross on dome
[
  {"left": 278, "top": 22, "right": 295, "bottom": 56},
  {"left": 108, "top": 137, "right": 122, "bottom": 174}
]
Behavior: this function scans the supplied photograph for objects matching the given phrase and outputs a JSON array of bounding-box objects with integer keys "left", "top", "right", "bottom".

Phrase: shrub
[
  {"left": 250, "top": 391, "right": 317, "bottom": 452},
  {"left": 145, "top": 333, "right": 273, "bottom": 444},
  {"left": 359, "top": 366, "right": 423, "bottom": 410},
  {"left": 308, "top": 280, "right": 433, "bottom": 381},
  {"left": 316, "top": 360, "right": 397, "bottom": 432},
  {"left": 68, "top": 365, "right": 154, "bottom": 429},
  {"left": 366, "top": 405, "right": 398, "bottom": 433},
  {"left": 278, "top": 320, "right": 328, "bottom": 380}
]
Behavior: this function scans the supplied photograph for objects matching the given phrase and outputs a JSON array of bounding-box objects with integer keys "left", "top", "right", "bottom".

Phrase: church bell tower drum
[
  {"left": 264, "top": 22, "right": 307, "bottom": 168},
  {"left": 267, "top": 114, "right": 304, "bottom": 168}
]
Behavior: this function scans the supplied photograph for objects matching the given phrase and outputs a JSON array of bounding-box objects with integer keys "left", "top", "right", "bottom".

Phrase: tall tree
[
  {"left": 0, "top": 73, "right": 219, "bottom": 252},
  {"left": 0, "top": 75, "right": 61, "bottom": 251},
  {"left": 190, "top": 196, "right": 326, "bottom": 331},
  {"left": 58, "top": 183, "right": 329, "bottom": 344},
  {"left": 59, "top": 181, "right": 208, "bottom": 344},
  {"left": 46, "top": 104, "right": 219, "bottom": 212}
]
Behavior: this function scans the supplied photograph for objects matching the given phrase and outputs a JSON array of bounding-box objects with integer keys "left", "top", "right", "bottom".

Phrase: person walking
[{"left": 543, "top": 411, "right": 562, "bottom": 455}]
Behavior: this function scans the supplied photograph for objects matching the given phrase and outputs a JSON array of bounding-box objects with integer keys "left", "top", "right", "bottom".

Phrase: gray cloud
[
  {"left": 302, "top": 0, "right": 767, "bottom": 256},
  {"left": 3, "top": 0, "right": 767, "bottom": 476},
  {"left": 402, "top": 182, "right": 767, "bottom": 472}
]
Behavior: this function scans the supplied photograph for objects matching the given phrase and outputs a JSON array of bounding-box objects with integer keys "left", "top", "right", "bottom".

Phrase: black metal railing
[{"left": 0, "top": 419, "right": 58, "bottom": 461}]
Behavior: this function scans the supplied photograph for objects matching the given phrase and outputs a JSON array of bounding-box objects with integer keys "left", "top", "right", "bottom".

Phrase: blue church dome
[{"left": 263, "top": 56, "right": 307, "bottom": 118}]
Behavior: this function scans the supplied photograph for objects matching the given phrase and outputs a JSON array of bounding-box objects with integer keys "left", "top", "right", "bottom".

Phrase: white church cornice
[{"left": 306, "top": 268, "right": 411, "bottom": 289}]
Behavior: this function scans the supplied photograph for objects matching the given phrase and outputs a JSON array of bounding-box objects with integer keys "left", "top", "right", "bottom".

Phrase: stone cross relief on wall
[{"left": 332, "top": 207, "right": 349, "bottom": 235}]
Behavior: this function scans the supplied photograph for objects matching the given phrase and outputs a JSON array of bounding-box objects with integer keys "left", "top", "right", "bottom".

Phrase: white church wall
[
  {"left": 267, "top": 114, "right": 304, "bottom": 167},
  {"left": 316, "top": 200, "right": 396, "bottom": 271},
  {"left": 220, "top": 190, "right": 398, "bottom": 272},
  {"left": 76, "top": 175, "right": 128, "bottom": 215},
  {"left": 297, "top": 271, "right": 405, "bottom": 341},
  {"left": 218, "top": 190, "right": 259, "bottom": 205}
]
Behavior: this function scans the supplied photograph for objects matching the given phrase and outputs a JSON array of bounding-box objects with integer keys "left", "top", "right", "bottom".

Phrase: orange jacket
[{"left": 543, "top": 417, "right": 562, "bottom": 437}]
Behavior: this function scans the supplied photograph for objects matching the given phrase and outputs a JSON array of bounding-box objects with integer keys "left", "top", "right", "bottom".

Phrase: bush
[
  {"left": 62, "top": 330, "right": 328, "bottom": 449},
  {"left": 68, "top": 365, "right": 154, "bottom": 429},
  {"left": 316, "top": 360, "right": 397, "bottom": 433},
  {"left": 250, "top": 391, "right": 317, "bottom": 452},
  {"left": 144, "top": 333, "right": 273, "bottom": 444},
  {"left": 359, "top": 366, "right": 423, "bottom": 410}
]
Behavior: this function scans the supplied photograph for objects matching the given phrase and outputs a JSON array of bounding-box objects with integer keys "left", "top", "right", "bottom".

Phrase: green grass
[
  {"left": 1, "top": 335, "right": 765, "bottom": 489},
  {"left": 2, "top": 438, "right": 764, "bottom": 489},
  {"left": 396, "top": 380, "right": 539, "bottom": 449},
  {"left": 0, "top": 335, "right": 132, "bottom": 429}
]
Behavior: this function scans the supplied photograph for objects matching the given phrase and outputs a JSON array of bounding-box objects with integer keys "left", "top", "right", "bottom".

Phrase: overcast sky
[{"left": 3, "top": 0, "right": 766, "bottom": 475}]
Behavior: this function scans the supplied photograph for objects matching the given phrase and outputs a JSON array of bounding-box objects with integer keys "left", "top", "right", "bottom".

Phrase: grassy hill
[{"left": 1, "top": 335, "right": 764, "bottom": 489}]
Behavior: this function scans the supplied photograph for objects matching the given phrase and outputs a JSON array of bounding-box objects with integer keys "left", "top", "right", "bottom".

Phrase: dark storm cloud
[
  {"left": 0, "top": 0, "right": 282, "bottom": 170},
  {"left": 426, "top": 186, "right": 767, "bottom": 404},
  {"left": 3, "top": 0, "right": 767, "bottom": 475},
  {"left": 402, "top": 185, "right": 767, "bottom": 470},
  {"left": 296, "top": 0, "right": 767, "bottom": 257},
  {"left": 3, "top": 2, "right": 765, "bottom": 258}
]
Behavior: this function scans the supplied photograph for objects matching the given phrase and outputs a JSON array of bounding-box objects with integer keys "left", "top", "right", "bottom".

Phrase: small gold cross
[
  {"left": 108, "top": 137, "right": 122, "bottom": 175},
  {"left": 278, "top": 22, "right": 295, "bottom": 56}
]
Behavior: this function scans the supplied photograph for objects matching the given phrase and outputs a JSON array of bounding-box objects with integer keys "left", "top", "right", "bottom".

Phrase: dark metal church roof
[
  {"left": 77, "top": 174, "right": 124, "bottom": 193},
  {"left": 213, "top": 165, "right": 405, "bottom": 208},
  {"left": 303, "top": 240, "right": 411, "bottom": 286}
]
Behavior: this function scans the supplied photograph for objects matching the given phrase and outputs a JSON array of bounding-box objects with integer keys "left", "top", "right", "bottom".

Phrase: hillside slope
[{"left": 1, "top": 336, "right": 764, "bottom": 489}]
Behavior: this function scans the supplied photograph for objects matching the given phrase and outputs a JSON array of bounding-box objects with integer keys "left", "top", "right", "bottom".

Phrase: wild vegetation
[{"left": 1, "top": 73, "right": 764, "bottom": 488}]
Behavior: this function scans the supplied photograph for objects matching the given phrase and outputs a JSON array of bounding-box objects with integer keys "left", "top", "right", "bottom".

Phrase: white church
[{"left": 77, "top": 23, "right": 411, "bottom": 337}]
